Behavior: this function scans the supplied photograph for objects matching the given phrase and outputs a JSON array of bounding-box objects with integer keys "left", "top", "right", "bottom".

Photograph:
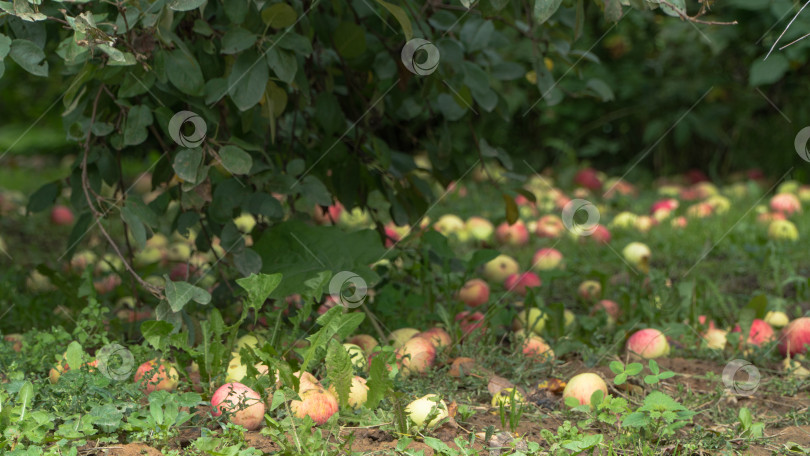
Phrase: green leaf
[
  {"left": 17, "top": 381, "right": 33, "bottom": 420},
  {"left": 739, "top": 407, "right": 752, "bottom": 429},
  {"left": 622, "top": 411, "right": 649, "bottom": 427},
  {"left": 165, "top": 277, "right": 212, "bottom": 312},
  {"left": 167, "top": 49, "right": 205, "bottom": 96},
  {"left": 9, "top": 39, "right": 47, "bottom": 76},
  {"left": 533, "top": 0, "right": 563, "bottom": 24},
  {"left": 564, "top": 396, "right": 581, "bottom": 408},
  {"left": 643, "top": 374, "right": 659, "bottom": 384},
  {"left": 745, "top": 294, "right": 768, "bottom": 319},
  {"left": 648, "top": 359, "right": 659, "bottom": 375},
  {"left": 374, "top": 0, "right": 413, "bottom": 40},
  {"left": 625, "top": 363, "right": 643, "bottom": 375},
  {"left": 590, "top": 389, "right": 604, "bottom": 407},
  {"left": 503, "top": 194, "right": 519, "bottom": 224},
  {"left": 366, "top": 352, "right": 394, "bottom": 409},
  {"left": 657, "top": 371, "right": 676, "bottom": 380},
  {"left": 235, "top": 273, "right": 282, "bottom": 311},
  {"left": 261, "top": 3, "right": 298, "bottom": 28},
  {"left": 266, "top": 47, "right": 297, "bottom": 84},
  {"left": 333, "top": 22, "right": 366, "bottom": 59},
  {"left": 221, "top": 27, "right": 257, "bottom": 54},
  {"left": 123, "top": 105, "right": 154, "bottom": 146},
  {"left": 234, "top": 248, "right": 263, "bottom": 277},
  {"left": 26, "top": 181, "right": 59, "bottom": 213},
  {"left": 219, "top": 145, "right": 253, "bottom": 174},
  {"left": 141, "top": 320, "right": 175, "bottom": 350},
  {"left": 173, "top": 148, "right": 204, "bottom": 183},
  {"left": 168, "top": 0, "right": 207, "bottom": 11},
  {"left": 609, "top": 361, "right": 624, "bottom": 374},
  {"left": 121, "top": 206, "right": 146, "bottom": 249},
  {"left": 604, "top": 0, "right": 623, "bottom": 21},
  {"left": 228, "top": 50, "right": 269, "bottom": 111},
  {"left": 0, "top": 33, "right": 12, "bottom": 59},
  {"left": 301, "top": 308, "right": 365, "bottom": 373},
  {"left": 614, "top": 373, "right": 627, "bottom": 385},
  {"left": 65, "top": 341, "right": 84, "bottom": 371},
  {"left": 326, "top": 339, "right": 353, "bottom": 408},
  {"left": 659, "top": 0, "right": 684, "bottom": 16},
  {"left": 750, "top": 54, "right": 789, "bottom": 86}
]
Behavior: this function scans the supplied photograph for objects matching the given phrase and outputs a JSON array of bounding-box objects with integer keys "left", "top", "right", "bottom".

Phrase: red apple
[
  {"left": 457, "top": 279, "right": 490, "bottom": 307},
  {"left": 495, "top": 221, "right": 529, "bottom": 247},
  {"left": 779, "top": 317, "right": 810, "bottom": 356},
  {"left": 418, "top": 327, "right": 451, "bottom": 350},
  {"left": 521, "top": 335, "right": 554, "bottom": 361},
  {"left": 770, "top": 193, "right": 801, "bottom": 216},
  {"left": 731, "top": 319, "right": 775, "bottom": 347},
  {"left": 134, "top": 359, "right": 179, "bottom": 394},
  {"left": 455, "top": 311, "right": 485, "bottom": 338},
  {"left": 589, "top": 224, "right": 611, "bottom": 244},
  {"left": 535, "top": 215, "right": 565, "bottom": 238},
  {"left": 504, "top": 272, "right": 541, "bottom": 296},
  {"left": 626, "top": 328, "right": 669, "bottom": 359},
  {"left": 290, "top": 387, "right": 338, "bottom": 425},
  {"left": 211, "top": 382, "right": 266, "bottom": 430},
  {"left": 50, "top": 205, "right": 75, "bottom": 226},
  {"left": 563, "top": 373, "right": 607, "bottom": 406},
  {"left": 573, "top": 168, "right": 602, "bottom": 191},
  {"left": 396, "top": 336, "right": 437, "bottom": 376},
  {"left": 591, "top": 300, "right": 620, "bottom": 320},
  {"left": 346, "top": 334, "right": 379, "bottom": 355}
]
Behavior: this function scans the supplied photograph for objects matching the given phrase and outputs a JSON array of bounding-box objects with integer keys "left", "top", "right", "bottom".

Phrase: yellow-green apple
[
  {"left": 339, "top": 207, "right": 373, "bottom": 229},
  {"left": 388, "top": 328, "right": 420, "bottom": 349},
  {"left": 531, "top": 248, "right": 564, "bottom": 271},
  {"left": 134, "top": 246, "right": 164, "bottom": 266},
  {"left": 328, "top": 376, "right": 369, "bottom": 409},
  {"left": 433, "top": 214, "right": 465, "bottom": 238},
  {"left": 343, "top": 343, "right": 368, "bottom": 371},
  {"left": 211, "top": 382, "right": 265, "bottom": 430},
  {"left": 626, "top": 328, "right": 669, "bottom": 359},
  {"left": 702, "top": 328, "right": 727, "bottom": 350},
  {"left": 780, "top": 317, "right": 810, "bottom": 356},
  {"left": 26, "top": 270, "right": 55, "bottom": 293},
  {"left": 633, "top": 215, "right": 655, "bottom": 233},
  {"left": 770, "top": 193, "right": 801, "bottom": 216},
  {"left": 611, "top": 211, "right": 637, "bottom": 229},
  {"left": 705, "top": 195, "right": 731, "bottom": 214},
  {"left": 134, "top": 359, "right": 179, "bottom": 394},
  {"left": 622, "top": 242, "right": 651, "bottom": 273},
  {"left": 491, "top": 387, "right": 525, "bottom": 408},
  {"left": 406, "top": 394, "right": 449, "bottom": 427},
  {"left": 515, "top": 308, "right": 548, "bottom": 335},
  {"left": 521, "top": 335, "right": 554, "bottom": 361},
  {"left": 233, "top": 213, "right": 257, "bottom": 233},
  {"left": 347, "top": 334, "right": 378, "bottom": 355},
  {"left": 495, "top": 221, "right": 529, "bottom": 246},
  {"left": 395, "top": 336, "right": 436, "bottom": 377},
  {"left": 768, "top": 219, "right": 799, "bottom": 241},
  {"left": 167, "top": 242, "right": 192, "bottom": 262},
  {"left": 236, "top": 334, "right": 264, "bottom": 350},
  {"left": 505, "top": 272, "right": 541, "bottom": 296},
  {"left": 457, "top": 279, "right": 490, "bottom": 307},
  {"left": 465, "top": 216, "right": 494, "bottom": 242},
  {"left": 577, "top": 280, "right": 602, "bottom": 300},
  {"left": 765, "top": 311, "right": 789, "bottom": 328},
  {"left": 483, "top": 254, "right": 519, "bottom": 283},
  {"left": 563, "top": 373, "right": 607, "bottom": 406}
]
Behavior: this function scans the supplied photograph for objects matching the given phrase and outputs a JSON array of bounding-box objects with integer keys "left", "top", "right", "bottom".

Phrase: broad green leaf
[
  {"left": 26, "top": 181, "right": 59, "bottom": 213},
  {"left": 219, "top": 145, "right": 252, "bottom": 174},
  {"left": 17, "top": 381, "right": 34, "bottom": 420},
  {"left": 0, "top": 0, "right": 46, "bottom": 21},
  {"left": 65, "top": 341, "right": 84, "bottom": 371},
  {"left": 123, "top": 105, "right": 153, "bottom": 146},
  {"left": 262, "top": 3, "right": 297, "bottom": 28},
  {"left": 503, "top": 194, "right": 519, "bottom": 224},
  {"left": 168, "top": 0, "right": 207, "bottom": 11},
  {"left": 614, "top": 373, "right": 627, "bottom": 385},
  {"left": 228, "top": 50, "right": 269, "bottom": 111},
  {"left": 121, "top": 206, "right": 146, "bottom": 249},
  {"left": 625, "top": 362, "right": 644, "bottom": 375},
  {"left": 167, "top": 49, "right": 205, "bottom": 96},
  {"left": 165, "top": 277, "right": 212, "bottom": 312},
  {"left": 9, "top": 39, "right": 47, "bottom": 76},
  {"left": 533, "top": 0, "right": 563, "bottom": 24},
  {"left": 221, "top": 27, "right": 257, "bottom": 54},
  {"left": 0, "top": 33, "right": 11, "bottom": 59},
  {"left": 334, "top": 22, "right": 366, "bottom": 59},
  {"left": 173, "top": 148, "right": 204, "bottom": 183},
  {"left": 234, "top": 248, "right": 263, "bottom": 277},
  {"left": 659, "top": 0, "right": 684, "bottom": 16},
  {"left": 750, "top": 54, "right": 789, "bottom": 86},
  {"left": 609, "top": 360, "right": 624, "bottom": 374},
  {"left": 235, "top": 273, "right": 282, "bottom": 311},
  {"left": 374, "top": 0, "right": 413, "bottom": 40},
  {"left": 266, "top": 47, "right": 297, "bottom": 84},
  {"left": 141, "top": 320, "right": 175, "bottom": 350}
]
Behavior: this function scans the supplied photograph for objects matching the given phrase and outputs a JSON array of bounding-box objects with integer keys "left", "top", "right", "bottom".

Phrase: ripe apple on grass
[
  {"left": 49, "top": 358, "right": 99, "bottom": 384},
  {"left": 622, "top": 242, "right": 651, "bottom": 274},
  {"left": 483, "top": 254, "right": 519, "bottom": 283},
  {"left": 465, "top": 216, "right": 494, "bottom": 242},
  {"left": 495, "top": 220, "right": 529, "bottom": 247},
  {"left": 491, "top": 388, "right": 525, "bottom": 408},
  {"left": 626, "top": 328, "right": 670, "bottom": 359},
  {"left": 768, "top": 219, "right": 799, "bottom": 241},
  {"left": 417, "top": 327, "right": 452, "bottom": 350},
  {"left": 514, "top": 308, "right": 548, "bottom": 335},
  {"left": 764, "top": 311, "right": 789, "bottom": 328},
  {"left": 591, "top": 300, "right": 620, "bottom": 322},
  {"left": 328, "top": 376, "right": 369, "bottom": 409},
  {"left": 346, "top": 334, "right": 379, "bottom": 355},
  {"left": 521, "top": 335, "right": 554, "bottom": 361},
  {"left": 504, "top": 272, "right": 541, "bottom": 296},
  {"left": 211, "top": 382, "right": 266, "bottom": 430},
  {"left": 535, "top": 215, "right": 565, "bottom": 238},
  {"left": 291, "top": 386, "right": 339, "bottom": 425},
  {"left": 396, "top": 336, "right": 436, "bottom": 377},
  {"left": 779, "top": 317, "right": 810, "bottom": 356},
  {"left": 731, "top": 319, "right": 775, "bottom": 347},
  {"left": 457, "top": 279, "right": 490, "bottom": 307},
  {"left": 3, "top": 334, "right": 22, "bottom": 352},
  {"left": 406, "top": 394, "right": 449, "bottom": 428},
  {"left": 388, "top": 328, "right": 420, "bottom": 349},
  {"left": 563, "top": 373, "right": 608, "bottom": 406},
  {"left": 578, "top": 280, "right": 602, "bottom": 301},
  {"left": 134, "top": 359, "right": 179, "bottom": 394},
  {"left": 455, "top": 311, "right": 486, "bottom": 339},
  {"left": 770, "top": 193, "right": 801, "bottom": 216},
  {"left": 702, "top": 328, "right": 728, "bottom": 350},
  {"left": 531, "top": 248, "right": 564, "bottom": 271}
]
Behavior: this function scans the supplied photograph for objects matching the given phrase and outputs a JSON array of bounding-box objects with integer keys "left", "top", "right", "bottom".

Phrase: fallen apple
[
  {"left": 291, "top": 386, "right": 339, "bottom": 425},
  {"left": 347, "top": 334, "right": 379, "bottom": 355},
  {"left": 495, "top": 220, "right": 529, "bottom": 247},
  {"left": 626, "top": 328, "right": 669, "bottom": 359},
  {"left": 764, "top": 311, "right": 789, "bottom": 328},
  {"left": 448, "top": 357, "right": 477, "bottom": 377},
  {"left": 457, "top": 278, "right": 490, "bottom": 307},
  {"left": 433, "top": 214, "right": 466, "bottom": 238},
  {"left": 731, "top": 319, "right": 775, "bottom": 347},
  {"left": 591, "top": 299, "right": 620, "bottom": 321},
  {"left": 779, "top": 317, "right": 810, "bottom": 356},
  {"left": 702, "top": 328, "right": 727, "bottom": 350},
  {"left": 563, "top": 373, "right": 608, "bottom": 406},
  {"left": 134, "top": 359, "right": 179, "bottom": 394},
  {"left": 504, "top": 272, "right": 541, "bottom": 296},
  {"left": 396, "top": 336, "right": 436, "bottom": 376},
  {"left": 531, "top": 248, "right": 564, "bottom": 271},
  {"left": 521, "top": 335, "right": 554, "bottom": 361},
  {"left": 328, "top": 376, "right": 369, "bottom": 409},
  {"left": 418, "top": 327, "right": 452, "bottom": 350},
  {"left": 3, "top": 334, "right": 22, "bottom": 352},
  {"left": 622, "top": 242, "right": 651, "bottom": 273},
  {"left": 768, "top": 219, "right": 799, "bottom": 241},
  {"left": 770, "top": 193, "right": 801, "bottom": 216},
  {"left": 211, "top": 382, "right": 265, "bottom": 430},
  {"left": 388, "top": 328, "right": 420, "bottom": 349},
  {"left": 535, "top": 215, "right": 565, "bottom": 238},
  {"left": 515, "top": 308, "right": 548, "bottom": 335},
  {"left": 406, "top": 394, "right": 449, "bottom": 428},
  {"left": 491, "top": 387, "right": 525, "bottom": 408},
  {"left": 343, "top": 343, "right": 368, "bottom": 371},
  {"left": 465, "top": 216, "right": 494, "bottom": 242},
  {"left": 578, "top": 280, "right": 602, "bottom": 301},
  {"left": 483, "top": 254, "right": 520, "bottom": 283}
]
